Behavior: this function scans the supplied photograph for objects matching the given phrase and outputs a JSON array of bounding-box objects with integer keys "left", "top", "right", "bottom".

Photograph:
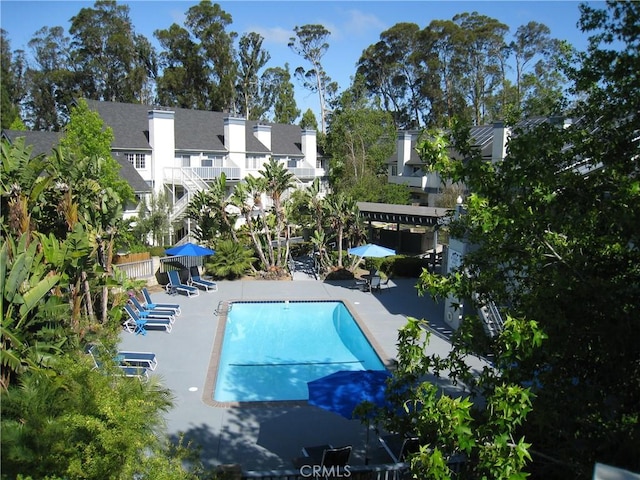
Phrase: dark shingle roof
[
  {"left": 2, "top": 129, "right": 63, "bottom": 156},
  {"left": 85, "top": 99, "right": 308, "bottom": 157},
  {"left": 1, "top": 128, "right": 150, "bottom": 193}
]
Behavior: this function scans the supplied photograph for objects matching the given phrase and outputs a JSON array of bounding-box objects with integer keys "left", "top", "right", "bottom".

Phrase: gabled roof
[
  {"left": 1, "top": 128, "right": 151, "bottom": 194},
  {"left": 84, "top": 99, "right": 309, "bottom": 157},
  {"left": 389, "top": 117, "right": 551, "bottom": 166},
  {"left": 2, "top": 129, "right": 63, "bottom": 157}
]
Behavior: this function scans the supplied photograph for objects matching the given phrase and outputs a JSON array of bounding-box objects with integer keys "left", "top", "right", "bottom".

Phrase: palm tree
[
  {"left": 325, "top": 193, "right": 358, "bottom": 268},
  {"left": 259, "top": 158, "right": 295, "bottom": 267}
]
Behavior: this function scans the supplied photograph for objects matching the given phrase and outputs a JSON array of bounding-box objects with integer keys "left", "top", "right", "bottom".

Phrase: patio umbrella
[
  {"left": 348, "top": 243, "right": 396, "bottom": 258},
  {"left": 307, "top": 369, "right": 392, "bottom": 464},
  {"left": 165, "top": 242, "right": 215, "bottom": 257}
]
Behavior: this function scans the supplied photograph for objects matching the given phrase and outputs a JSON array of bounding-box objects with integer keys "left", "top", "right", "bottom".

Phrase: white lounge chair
[
  {"left": 189, "top": 266, "right": 217, "bottom": 292},
  {"left": 128, "top": 296, "right": 176, "bottom": 322},
  {"left": 166, "top": 270, "right": 199, "bottom": 297},
  {"left": 87, "top": 345, "right": 149, "bottom": 380},
  {"left": 141, "top": 287, "right": 181, "bottom": 315},
  {"left": 123, "top": 304, "right": 172, "bottom": 335}
]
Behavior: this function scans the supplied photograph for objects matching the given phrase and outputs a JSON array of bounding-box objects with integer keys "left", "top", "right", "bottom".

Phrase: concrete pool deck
[{"left": 118, "top": 277, "right": 485, "bottom": 472}]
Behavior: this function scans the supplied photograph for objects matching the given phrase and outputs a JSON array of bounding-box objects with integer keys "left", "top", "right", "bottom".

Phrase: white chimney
[
  {"left": 301, "top": 128, "right": 317, "bottom": 167},
  {"left": 397, "top": 131, "right": 412, "bottom": 175},
  {"left": 253, "top": 123, "right": 271, "bottom": 151},
  {"left": 491, "top": 121, "right": 511, "bottom": 163},
  {"left": 148, "top": 109, "right": 175, "bottom": 194},
  {"left": 224, "top": 116, "right": 246, "bottom": 166}
]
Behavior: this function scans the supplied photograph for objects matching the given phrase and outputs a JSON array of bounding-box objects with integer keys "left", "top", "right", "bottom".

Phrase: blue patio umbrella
[
  {"left": 348, "top": 243, "right": 396, "bottom": 258},
  {"left": 307, "top": 369, "right": 392, "bottom": 464},
  {"left": 165, "top": 242, "right": 215, "bottom": 257}
]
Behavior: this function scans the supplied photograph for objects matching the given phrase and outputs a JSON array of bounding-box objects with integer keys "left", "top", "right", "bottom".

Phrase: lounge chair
[
  {"left": 87, "top": 345, "right": 149, "bottom": 380},
  {"left": 129, "top": 295, "right": 176, "bottom": 322},
  {"left": 141, "top": 287, "right": 181, "bottom": 316},
  {"left": 292, "top": 444, "right": 352, "bottom": 470},
  {"left": 370, "top": 275, "right": 381, "bottom": 292},
  {"left": 189, "top": 266, "right": 217, "bottom": 292},
  {"left": 166, "top": 270, "right": 199, "bottom": 297},
  {"left": 123, "top": 304, "right": 172, "bottom": 335},
  {"left": 116, "top": 350, "right": 158, "bottom": 371},
  {"left": 378, "top": 434, "right": 420, "bottom": 463}
]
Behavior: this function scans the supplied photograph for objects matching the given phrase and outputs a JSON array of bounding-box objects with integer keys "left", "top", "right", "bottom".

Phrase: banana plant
[{"left": 1, "top": 234, "right": 60, "bottom": 389}]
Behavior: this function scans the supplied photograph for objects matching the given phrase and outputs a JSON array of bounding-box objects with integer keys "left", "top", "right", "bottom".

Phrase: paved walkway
[{"left": 119, "top": 277, "right": 486, "bottom": 471}]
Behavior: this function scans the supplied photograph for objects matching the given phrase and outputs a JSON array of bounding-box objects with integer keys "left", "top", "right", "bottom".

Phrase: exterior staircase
[
  {"left": 477, "top": 298, "right": 505, "bottom": 338},
  {"left": 166, "top": 167, "right": 211, "bottom": 244}
]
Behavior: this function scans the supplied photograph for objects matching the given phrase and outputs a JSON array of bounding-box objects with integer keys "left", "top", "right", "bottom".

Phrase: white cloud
[
  {"left": 250, "top": 26, "right": 293, "bottom": 46},
  {"left": 343, "top": 8, "right": 386, "bottom": 36}
]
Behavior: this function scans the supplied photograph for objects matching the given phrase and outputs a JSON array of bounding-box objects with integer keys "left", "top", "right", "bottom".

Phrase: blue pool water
[{"left": 213, "top": 301, "right": 385, "bottom": 402}]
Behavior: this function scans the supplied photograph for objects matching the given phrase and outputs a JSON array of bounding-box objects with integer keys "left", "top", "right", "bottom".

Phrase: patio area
[{"left": 118, "top": 277, "right": 482, "bottom": 473}]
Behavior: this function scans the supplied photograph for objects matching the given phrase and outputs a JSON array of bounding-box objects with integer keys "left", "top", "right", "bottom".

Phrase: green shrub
[
  {"left": 381, "top": 255, "right": 430, "bottom": 278},
  {"left": 148, "top": 246, "right": 167, "bottom": 257}
]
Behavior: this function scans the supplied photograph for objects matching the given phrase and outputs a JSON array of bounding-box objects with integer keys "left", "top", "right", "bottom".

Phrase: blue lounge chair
[
  {"left": 189, "top": 266, "right": 217, "bottom": 292},
  {"left": 123, "top": 304, "right": 172, "bottom": 335},
  {"left": 378, "top": 434, "right": 420, "bottom": 463},
  {"left": 141, "top": 287, "right": 181, "bottom": 316},
  {"left": 129, "top": 296, "right": 176, "bottom": 322},
  {"left": 87, "top": 345, "right": 149, "bottom": 380},
  {"left": 166, "top": 270, "right": 199, "bottom": 297},
  {"left": 116, "top": 350, "right": 158, "bottom": 371}
]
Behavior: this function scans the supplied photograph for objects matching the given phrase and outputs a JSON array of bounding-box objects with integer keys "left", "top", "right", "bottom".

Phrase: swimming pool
[{"left": 211, "top": 300, "right": 386, "bottom": 403}]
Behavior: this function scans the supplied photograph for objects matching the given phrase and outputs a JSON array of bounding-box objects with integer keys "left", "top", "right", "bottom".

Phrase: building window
[
  {"left": 391, "top": 165, "right": 398, "bottom": 176},
  {"left": 180, "top": 155, "right": 191, "bottom": 167},
  {"left": 246, "top": 156, "right": 259, "bottom": 169},
  {"left": 201, "top": 158, "right": 212, "bottom": 167},
  {"left": 287, "top": 158, "right": 298, "bottom": 168},
  {"left": 126, "top": 153, "right": 145, "bottom": 169}
]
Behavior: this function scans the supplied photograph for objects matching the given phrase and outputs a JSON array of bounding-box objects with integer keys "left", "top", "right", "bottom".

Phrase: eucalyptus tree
[
  {"left": 1, "top": 30, "right": 25, "bottom": 129},
  {"left": 262, "top": 63, "right": 300, "bottom": 124},
  {"left": 23, "top": 26, "right": 74, "bottom": 130},
  {"left": 356, "top": 23, "right": 429, "bottom": 128},
  {"left": 69, "top": 0, "right": 155, "bottom": 103},
  {"left": 236, "top": 32, "right": 270, "bottom": 119},
  {"left": 452, "top": 12, "right": 509, "bottom": 125},
  {"left": 185, "top": 0, "right": 237, "bottom": 112},
  {"left": 288, "top": 24, "right": 337, "bottom": 133},
  {"left": 299, "top": 108, "right": 318, "bottom": 131},
  {"left": 155, "top": 23, "right": 209, "bottom": 109}
]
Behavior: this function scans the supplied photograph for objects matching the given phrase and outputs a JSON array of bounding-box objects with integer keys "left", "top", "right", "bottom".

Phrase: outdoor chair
[
  {"left": 189, "top": 266, "right": 218, "bottom": 292},
  {"left": 116, "top": 350, "right": 158, "bottom": 371},
  {"left": 141, "top": 287, "right": 181, "bottom": 316},
  {"left": 369, "top": 275, "right": 382, "bottom": 292},
  {"left": 166, "top": 270, "right": 199, "bottom": 297},
  {"left": 128, "top": 295, "right": 176, "bottom": 322},
  {"left": 378, "top": 434, "right": 420, "bottom": 463},
  {"left": 293, "top": 444, "right": 352, "bottom": 470},
  {"left": 123, "top": 304, "right": 172, "bottom": 335},
  {"left": 87, "top": 344, "right": 149, "bottom": 380}
]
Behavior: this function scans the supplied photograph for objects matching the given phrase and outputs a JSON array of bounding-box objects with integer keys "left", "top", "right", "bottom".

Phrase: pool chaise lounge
[
  {"left": 129, "top": 295, "right": 177, "bottom": 321},
  {"left": 189, "top": 266, "right": 217, "bottom": 292},
  {"left": 123, "top": 304, "right": 173, "bottom": 334},
  {"left": 141, "top": 287, "right": 181, "bottom": 315},
  {"left": 166, "top": 270, "right": 200, "bottom": 297},
  {"left": 87, "top": 345, "right": 150, "bottom": 380},
  {"left": 116, "top": 350, "right": 158, "bottom": 371}
]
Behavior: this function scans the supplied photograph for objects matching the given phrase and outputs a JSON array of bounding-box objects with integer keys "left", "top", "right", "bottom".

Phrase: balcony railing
[{"left": 164, "top": 165, "right": 242, "bottom": 184}]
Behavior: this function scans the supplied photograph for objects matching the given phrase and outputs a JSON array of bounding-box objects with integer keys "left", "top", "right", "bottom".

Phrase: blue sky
[{"left": 1, "top": 1, "right": 599, "bottom": 118}]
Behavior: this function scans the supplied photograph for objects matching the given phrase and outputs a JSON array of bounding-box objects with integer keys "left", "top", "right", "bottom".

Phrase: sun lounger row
[{"left": 165, "top": 269, "right": 218, "bottom": 297}]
